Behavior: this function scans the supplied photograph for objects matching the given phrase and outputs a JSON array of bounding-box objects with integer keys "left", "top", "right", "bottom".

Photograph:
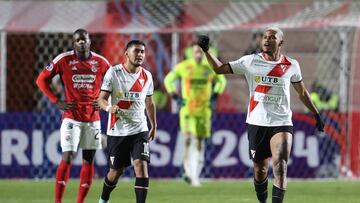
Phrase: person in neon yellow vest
[
  {"left": 308, "top": 82, "right": 339, "bottom": 112},
  {"left": 164, "top": 43, "right": 226, "bottom": 187}
]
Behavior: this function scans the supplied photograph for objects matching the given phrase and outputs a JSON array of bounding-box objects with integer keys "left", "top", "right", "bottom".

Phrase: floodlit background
[{"left": 0, "top": 1, "right": 359, "bottom": 202}]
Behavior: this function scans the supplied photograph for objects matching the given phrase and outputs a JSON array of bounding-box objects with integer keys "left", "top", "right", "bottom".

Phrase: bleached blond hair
[{"left": 265, "top": 26, "right": 284, "bottom": 40}]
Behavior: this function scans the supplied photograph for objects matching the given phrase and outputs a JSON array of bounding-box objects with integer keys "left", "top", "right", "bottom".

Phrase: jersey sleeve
[
  {"left": 147, "top": 74, "right": 154, "bottom": 96},
  {"left": 228, "top": 54, "right": 254, "bottom": 75},
  {"left": 164, "top": 63, "right": 182, "bottom": 94},
  {"left": 290, "top": 60, "right": 303, "bottom": 83},
  {"left": 101, "top": 66, "right": 114, "bottom": 92},
  {"left": 102, "top": 58, "right": 111, "bottom": 75},
  {"left": 35, "top": 58, "right": 63, "bottom": 103}
]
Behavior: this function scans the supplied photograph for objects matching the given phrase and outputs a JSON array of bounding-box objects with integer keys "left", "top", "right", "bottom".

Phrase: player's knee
[
  {"left": 134, "top": 160, "right": 146, "bottom": 170},
  {"left": 196, "top": 138, "right": 203, "bottom": 150},
  {"left": 107, "top": 169, "right": 123, "bottom": 182},
  {"left": 254, "top": 166, "right": 268, "bottom": 180},
  {"left": 133, "top": 160, "right": 148, "bottom": 177},
  {"left": 62, "top": 151, "right": 75, "bottom": 163},
  {"left": 185, "top": 137, "right": 191, "bottom": 147}
]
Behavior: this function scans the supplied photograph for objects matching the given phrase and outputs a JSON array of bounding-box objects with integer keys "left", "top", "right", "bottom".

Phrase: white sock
[
  {"left": 189, "top": 138, "right": 202, "bottom": 186},
  {"left": 183, "top": 154, "right": 191, "bottom": 178},
  {"left": 196, "top": 140, "right": 205, "bottom": 178},
  {"left": 183, "top": 135, "right": 191, "bottom": 178}
]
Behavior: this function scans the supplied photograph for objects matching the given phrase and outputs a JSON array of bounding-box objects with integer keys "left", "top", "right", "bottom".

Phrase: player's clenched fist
[{"left": 197, "top": 35, "right": 210, "bottom": 52}]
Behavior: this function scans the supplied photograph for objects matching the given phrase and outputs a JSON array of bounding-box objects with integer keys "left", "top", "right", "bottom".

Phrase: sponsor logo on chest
[
  {"left": 72, "top": 74, "right": 95, "bottom": 89},
  {"left": 253, "top": 92, "right": 284, "bottom": 104},
  {"left": 254, "top": 75, "right": 285, "bottom": 87},
  {"left": 116, "top": 91, "right": 141, "bottom": 99}
]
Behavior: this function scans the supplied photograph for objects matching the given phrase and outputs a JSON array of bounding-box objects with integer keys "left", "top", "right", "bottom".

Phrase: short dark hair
[
  {"left": 73, "top": 28, "right": 89, "bottom": 36},
  {"left": 126, "top": 40, "right": 146, "bottom": 50}
]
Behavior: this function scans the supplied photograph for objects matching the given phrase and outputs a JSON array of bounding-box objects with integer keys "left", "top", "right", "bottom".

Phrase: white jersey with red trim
[
  {"left": 229, "top": 53, "right": 302, "bottom": 126},
  {"left": 101, "top": 64, "right": 154, "bottom": 136}
]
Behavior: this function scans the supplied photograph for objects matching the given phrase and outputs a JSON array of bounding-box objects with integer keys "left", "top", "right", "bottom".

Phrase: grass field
[{"left": 0, "top": 179, "right": 359, "bottom": 203}]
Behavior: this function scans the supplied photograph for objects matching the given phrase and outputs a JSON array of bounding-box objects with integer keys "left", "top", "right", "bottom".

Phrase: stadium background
[{"left": 0, "top": 0, "right": 359, "bottom": 181}]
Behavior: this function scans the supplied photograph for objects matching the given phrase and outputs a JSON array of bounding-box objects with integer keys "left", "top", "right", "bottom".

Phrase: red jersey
[{"left": 37, "top": 50, "right": 110, "bottom": 122}]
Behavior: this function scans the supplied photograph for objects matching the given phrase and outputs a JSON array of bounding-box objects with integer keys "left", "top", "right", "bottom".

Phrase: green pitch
[{"left": 0, "top": 179, "right": 359, "bottom": 203}]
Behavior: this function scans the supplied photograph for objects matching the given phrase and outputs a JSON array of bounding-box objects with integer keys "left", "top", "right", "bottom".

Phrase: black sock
[
  {"left": 134, "top": 177, "right": 149, "bottom": 203},
  {"left": 254, "top": 177, "right": 268, "bottom": 203},
  {"left": 101, "top": 176, "right": 117, "bottom": 201},
  {"left": 272, "top": 185, "right": 286, "bottom": 203}
]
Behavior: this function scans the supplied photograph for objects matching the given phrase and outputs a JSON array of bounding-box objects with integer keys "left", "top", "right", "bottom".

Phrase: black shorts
[
  {"left": 247, "top": 124, "right": 293, "bottom": 162},
  {"left": 107, "top": 131, "right": 150, "bottom": 169}
]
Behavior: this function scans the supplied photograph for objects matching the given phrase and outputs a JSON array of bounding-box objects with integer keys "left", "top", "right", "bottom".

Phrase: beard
[{"left": 130, "top": 59, "right": 143, "bottom": 67}]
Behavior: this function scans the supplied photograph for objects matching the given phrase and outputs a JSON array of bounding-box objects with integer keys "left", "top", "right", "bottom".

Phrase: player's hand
[
  {"left": 55, "top": 100, "right": 76, "bottom": 111},
  {"left": 314, "top": 113, "right": 325, "bottom": 131},
  {"left": 210, "top": 93, "right": 219, "bottom": 110},
  {"left": 148, "top": 127, "right": 156, "bottom": 141},
  {"left": 108, "top": 105, "right": 120, "bottom": 114},
  {"left": 197, "top": 35, "right": 210, "bottom": 52},
  {"left": 91, "top": 100, "right": 101, "bottom": 110}
]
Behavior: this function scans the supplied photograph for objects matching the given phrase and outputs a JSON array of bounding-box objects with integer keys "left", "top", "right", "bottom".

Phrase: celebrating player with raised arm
[
  {"left": 198, "top": 27, "right": 324, "bottom": 203},
  {"left": 97, "top": 40, "right": 156, "bottom": 203},
  {"left": 36, "top": 29, "right": 110, "bottom": 203}
]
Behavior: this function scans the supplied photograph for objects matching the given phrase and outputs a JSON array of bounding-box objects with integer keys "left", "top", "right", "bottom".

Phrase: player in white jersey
[
  {"left": 97, "top": 40, "right": 156, "bottom": 203},
  {"left": 198, "top": 27, "right": 324, "bottom": 203}
]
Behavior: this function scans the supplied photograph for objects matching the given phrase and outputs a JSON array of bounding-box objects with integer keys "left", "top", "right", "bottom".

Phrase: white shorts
[{"left": 60, "top": 118, "right": 102, "bottom": 152}]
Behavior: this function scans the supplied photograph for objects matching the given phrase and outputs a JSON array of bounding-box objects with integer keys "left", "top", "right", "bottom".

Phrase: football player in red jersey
[{"left": 36, "top": 29, "right": 110, "bottom": 203}]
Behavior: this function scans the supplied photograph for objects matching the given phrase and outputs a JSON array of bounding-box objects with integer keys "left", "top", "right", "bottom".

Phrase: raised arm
[
  {"left": 292, "top": 81, "right": 324, "bottom": 131},
  {"left": 198, "top": 35, "right": 233, "bottom": 74}
]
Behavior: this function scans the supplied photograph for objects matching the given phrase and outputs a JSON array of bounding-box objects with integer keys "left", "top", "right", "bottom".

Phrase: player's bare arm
[
  {"left": 292, "top": 81, "right": 325, "bottom": 131},
  {"left": 197, "top": 35, "right": 233, "bottom": 74},
  {"left": 98, "top": 90, "right": 119, "bottom": 114},
  {"left": 145, "top": 95, "right": 157, "bottom": 141}
]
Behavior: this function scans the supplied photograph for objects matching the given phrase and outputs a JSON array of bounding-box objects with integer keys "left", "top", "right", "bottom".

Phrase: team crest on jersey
[
  {"left": 280, "top": 64, "right": 287, "bottom": 72},
  {"left": 139, "top": 79, "right": 145, "bottom": 87},
  {"left": 45, "top": 63, "right": 53, "bottom": 71},
  {"left": 254, "top": 76, "right": 261, "bottom": 83},
  {"left": 91, "top": 66, "right": 98, "bottom": 73}
]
